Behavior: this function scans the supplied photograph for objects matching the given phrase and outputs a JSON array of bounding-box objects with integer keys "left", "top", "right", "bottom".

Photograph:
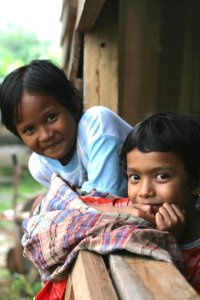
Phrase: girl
[{"left": 0, "top": 59, "right": 132, "bottom": 197}]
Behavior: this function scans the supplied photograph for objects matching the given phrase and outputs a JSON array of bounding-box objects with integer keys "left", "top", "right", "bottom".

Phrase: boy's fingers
[
  {"left": 162, "top": 203, "right": 185, "bottom": 223},
  {"left": 131, "top": 206, "right": 156, "bottom": 224},
  {"left": 155, "top": 211, "right": 168, "bottom": 230}
]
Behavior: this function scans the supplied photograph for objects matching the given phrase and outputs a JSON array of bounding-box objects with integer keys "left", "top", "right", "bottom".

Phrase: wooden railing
[{"left": 65, "top": 251, "right": 200, "bottom": 300}]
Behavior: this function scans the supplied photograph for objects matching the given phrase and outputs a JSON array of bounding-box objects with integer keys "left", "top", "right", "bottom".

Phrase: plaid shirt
[{"left": 22, "top": 173, "right": 183, "bottom": 282}]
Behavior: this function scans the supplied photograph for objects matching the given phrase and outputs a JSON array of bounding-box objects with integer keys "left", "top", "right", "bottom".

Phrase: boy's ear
[{"left": 192, "top": 186, "right": 200, "bottom": 196}]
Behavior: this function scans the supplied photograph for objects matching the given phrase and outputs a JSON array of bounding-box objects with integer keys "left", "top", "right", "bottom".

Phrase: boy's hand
[
  {"left": 122, "top": 203, "right": 156, "bottom": 224},
  {"left": 155, "top": 203, "right": 186, "bottom": 239},
  {"left": 89, "top": 203, "right": 156, "bottom": 224}
]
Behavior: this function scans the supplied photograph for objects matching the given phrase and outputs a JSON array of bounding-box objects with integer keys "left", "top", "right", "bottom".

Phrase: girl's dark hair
[
  {"left": 0, "top": 59, "right": 83, "bottom": 137},
  {"left": 119, "top": 112, "right": 200, "bottom": 187}
]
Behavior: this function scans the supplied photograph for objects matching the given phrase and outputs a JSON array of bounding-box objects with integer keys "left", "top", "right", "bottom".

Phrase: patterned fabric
[
  {"left": 22, "top": 173, "right": 183, "bottom": 282},
  {"left": 181, "top": 239, "right": 200, "bottom": 294}
]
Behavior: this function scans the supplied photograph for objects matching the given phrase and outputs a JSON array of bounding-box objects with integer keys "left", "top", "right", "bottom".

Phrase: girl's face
[
  {"left": 14, "top": 91, "right": 77, "bottom": 165},
  {"left": 127, "top": 148, "right": 195, "bottom": 212}
]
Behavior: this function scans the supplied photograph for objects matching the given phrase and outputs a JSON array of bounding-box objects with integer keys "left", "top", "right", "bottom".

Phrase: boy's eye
[
  {"left": 47, "top": 113, "right": 57, "bottom": 122},
  {"left": 156, "top": 173, "right": 169, "bottom": 181},
  {"left": 128, "top": 174, "right": 140, "bottom": 183}
]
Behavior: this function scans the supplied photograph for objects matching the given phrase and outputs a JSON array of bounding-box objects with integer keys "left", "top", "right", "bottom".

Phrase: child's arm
[
  {"left": 155, "top": 203, "right": 186, "bottom": 239},
  {"left": 89, "top": 202, "right": 186, "bottom": 239},
  {"left": 89, "top": 203, "right": 156, "bottom": 224},
  {"left": 30, "top": 194, "right": 45, "bottom": 216}
]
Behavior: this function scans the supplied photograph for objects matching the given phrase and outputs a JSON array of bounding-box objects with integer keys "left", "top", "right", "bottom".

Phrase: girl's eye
[
  {"left": 129, "top": 174, "right": 140, "bottom": 183},
  {"left": 47, "top": 113, "right": 57, "bottom": 122},
  {"left": 156, "top": 173, "right": 169, "bottom": 182},
  {"left": 24, "top": 127, "right": 35, "bottom": 135}
]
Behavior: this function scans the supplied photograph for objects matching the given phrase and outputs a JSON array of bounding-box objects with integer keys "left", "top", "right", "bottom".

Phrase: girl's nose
[
  {"left": 38, "top": 126, "right": 53, "bottom": 142},
  {"left": 138, "top": 180, "right": 155, "bottom": 198}
]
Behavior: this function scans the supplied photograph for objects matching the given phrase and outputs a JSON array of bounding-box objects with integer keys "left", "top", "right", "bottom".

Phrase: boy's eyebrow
[{"left": 127, "top": 166, "right": 175, "bottom": 173}]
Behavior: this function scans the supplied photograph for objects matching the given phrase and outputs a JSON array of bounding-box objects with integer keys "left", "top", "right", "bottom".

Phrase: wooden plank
[
  {"left": 118, "top": 0, "right": 162, "bottom": 124},
  {"left": 60, "top": 0, "right": 77, "bottom": 46},
  {"left": 157, "top": 0, "right": 200, "bottom": 114},
  {"left": 60, "top": 0, "right": 78, "bottom": 75},
  {"left": 76, "top": 0, "right": 106, "bottom": 31},
  {"left": 179, "top": 0, "right": 200, "bottom": 114},
  {"left": 64, "top": 30, "right": 82, "bottom": 84},
  {"left": 71, "top": 251, "right": 118, "bottom": 300},
  {"left": 64, "top": 275, "right": 75, "bottom": 300},
  {"left": 157, "top": 0, "right": 185, "bottom": 112},
  {"left": 83, "top": 0, "right": 118, "bottom": 112},
  {"left": 109, "top": 254, "right": 200, "bottom": 300}
]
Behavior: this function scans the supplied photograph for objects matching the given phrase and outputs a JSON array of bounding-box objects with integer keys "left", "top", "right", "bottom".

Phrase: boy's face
[
  {"left": 14, "top": 91, "right": 77, "bottom": 165},
  {"left": 127, "top": 148, "right": 194, "bottom": 213}
]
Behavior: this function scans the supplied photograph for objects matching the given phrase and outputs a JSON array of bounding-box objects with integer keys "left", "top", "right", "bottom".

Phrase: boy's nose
[{"left": 138, "top": 180, "right": 155, "bottom": 198}]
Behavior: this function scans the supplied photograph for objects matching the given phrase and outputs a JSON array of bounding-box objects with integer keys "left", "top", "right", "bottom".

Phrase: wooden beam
[
  {"left": 70, "top": 251, "right": 118, "bottom": 300},
  {"left": 65, "top": 30, "right": 82, "bottom": 84},
  {"left": 109, "top": 254, "right": 200, "bottom": 300},
  {"left": 64, "top": 275, "right": 75, "bottom": 300},
  {"left": 83, "top": 0, "right": 118, "bottom": 112},
  {"left": 76, "top": 0, "right": 106, "bottom": 31},
  {"left": 118, "top": 0, "right": 162, "bottom": 124},
  {"left": 60, "top": 0, "right": 78, "bottom": 72}
]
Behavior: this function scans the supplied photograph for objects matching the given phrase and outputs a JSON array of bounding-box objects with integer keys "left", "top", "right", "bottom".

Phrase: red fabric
[{"left": 34, "top": 279, "right": 67, "bottom": 300}]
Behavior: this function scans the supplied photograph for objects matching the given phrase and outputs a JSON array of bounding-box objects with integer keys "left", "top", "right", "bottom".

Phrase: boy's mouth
[
  {"left": 133, "top": 203, "right": 162, "bottom": 215},
  {"left": 151, "top": 205, "right": 162, "bottom": 215}
]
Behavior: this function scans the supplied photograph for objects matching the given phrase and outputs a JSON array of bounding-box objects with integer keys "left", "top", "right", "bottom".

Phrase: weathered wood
[
  {"left": 76, "top": 0, "right": 106, "bottom": 31},
  {"left": 65, "top": 30, "right": 82, "bottom": 85},
  {"left": 178, "top": 0, "right": 200, "bottom": 114},
  {"left": 109, "top": 254, "right": 200, "bottom": 300},
  {"left": 61, "top": 0, "right": 78, "bottom": 76},
  {"left": 60, "top": 0, "right": 77, "bottom": 46},
  {"left": 83, "top": 0, "right": 118, "bottom": 112},
  {"left": 118, "top": 0, "right": 162, "bottom": 124},
  {"left": 70, "top": 251, "right": 118, "bottom": 300},
  {"left": 65, "top": 275, "right": 75, "bottom": 300}
]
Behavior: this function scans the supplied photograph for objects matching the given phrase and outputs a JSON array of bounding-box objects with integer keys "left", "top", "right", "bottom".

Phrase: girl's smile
[{"left": 14, "top": 91, "right": 77, "bottom": 165}]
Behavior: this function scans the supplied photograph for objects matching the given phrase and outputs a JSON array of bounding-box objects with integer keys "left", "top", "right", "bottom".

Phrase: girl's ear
[{"left": 73, "top": 96, "right": 83, "bottom": 121}]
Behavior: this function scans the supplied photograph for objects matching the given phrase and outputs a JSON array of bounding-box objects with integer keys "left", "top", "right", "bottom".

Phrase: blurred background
[{"left": 0, "top": 0, "right": 62, "bottom": 298}]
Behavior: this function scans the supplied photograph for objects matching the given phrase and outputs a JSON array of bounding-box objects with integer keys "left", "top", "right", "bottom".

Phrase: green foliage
[
  {"left": 0, "top": 166, "right": 43, "bottom": 299},
  {"left": 0, "top": 27, "right": 61, "bottom": 80},
  {"left": 10, "top": 274, "right": 41, "bottom": 300},
  {"left": 0, "top": 271, "right": 41, "bottom": 300},
  {"left": 0, "top": 166, "right": 44, "bottom": 212}
]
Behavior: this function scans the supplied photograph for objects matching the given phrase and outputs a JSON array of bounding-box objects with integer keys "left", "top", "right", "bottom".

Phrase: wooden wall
[{"left": 60, "top": 0, "right": 200, "bottom": 124}]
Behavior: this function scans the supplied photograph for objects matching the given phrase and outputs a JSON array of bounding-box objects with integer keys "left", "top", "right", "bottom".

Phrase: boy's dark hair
[
  {"left": 0, "top": 59, "right": 83, "bottom": 137},
  {"left": 119, "top": 112, "right": 200, "bottom": 188}
]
